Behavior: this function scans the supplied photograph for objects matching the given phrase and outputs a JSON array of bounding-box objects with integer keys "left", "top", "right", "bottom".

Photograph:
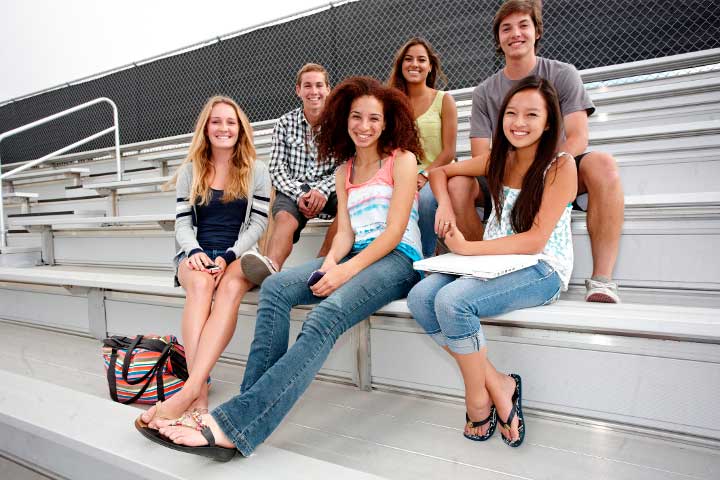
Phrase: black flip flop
[
  {"left": 463, "top": 405, "right": 497, "bottom": 441},
  {"left": 134, "top": 417, "right": 237, "bottom": 462},
  {"left": 499, "top": 373, "right": 525, "bottom": 447}
]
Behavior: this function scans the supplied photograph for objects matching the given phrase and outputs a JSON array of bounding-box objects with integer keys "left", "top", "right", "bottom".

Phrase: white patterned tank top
[{"left": 482, "top": 161, "right": 574, "bottom": 289}]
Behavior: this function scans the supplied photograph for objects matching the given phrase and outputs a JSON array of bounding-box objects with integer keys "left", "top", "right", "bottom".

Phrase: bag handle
[
  {"left": 120, "top": 335, "right": 143, "bottom": 377},
  {"left": 121, "top": 335, "right": 173, "bottom": 385},
  {"left": 168, "top": 349, "right": 189, "bottom": 381},
  {"left": 156, "top": 365, "right": 166, "bottom": 402},
  {"left": 106, "top": 343, "right": 173, "bottom": 404},
  {"left": 106, "top": 347, "right": 160, "bottom": 404}
]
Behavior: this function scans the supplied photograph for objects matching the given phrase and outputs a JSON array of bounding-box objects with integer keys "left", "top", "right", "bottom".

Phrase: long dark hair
[
  {"left": 317, "top": 76, "right": 423, "bottom": 163},
  {"left": 387, "top": 37, "right": 448, "bottom": 94},
  {"left": 487, "top": 75, "right": 563, "bottom": 233}
]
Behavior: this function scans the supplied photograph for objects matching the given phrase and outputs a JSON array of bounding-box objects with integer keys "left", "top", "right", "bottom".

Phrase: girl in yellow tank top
[{"left": 388, "top": 37, "right": 458, "bottom": 257}]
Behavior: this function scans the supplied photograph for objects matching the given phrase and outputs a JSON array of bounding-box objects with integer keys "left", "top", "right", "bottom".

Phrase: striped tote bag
[{"left": 102, "top": 335, "right": 190, "bottom": 404}]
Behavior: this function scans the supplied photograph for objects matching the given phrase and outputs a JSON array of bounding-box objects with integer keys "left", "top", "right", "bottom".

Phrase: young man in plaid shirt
[{"left": 241, "top": 64, "right": 338, "bottom": 285}]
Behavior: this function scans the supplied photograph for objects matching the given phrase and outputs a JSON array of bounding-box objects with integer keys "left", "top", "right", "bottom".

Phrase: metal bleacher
[{"left": 1, "top": 50, "right": 719, "bottom": 479}]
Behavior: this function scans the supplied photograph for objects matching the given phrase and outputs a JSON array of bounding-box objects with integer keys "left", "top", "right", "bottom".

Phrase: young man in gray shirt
[{"left": 452, "top": 0, "right": 624, "bottom": 303}]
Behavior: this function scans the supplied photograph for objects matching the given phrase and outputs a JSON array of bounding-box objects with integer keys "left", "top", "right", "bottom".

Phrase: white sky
[{"left": 0, "top": 0, "right": 333, "bottom": 102}]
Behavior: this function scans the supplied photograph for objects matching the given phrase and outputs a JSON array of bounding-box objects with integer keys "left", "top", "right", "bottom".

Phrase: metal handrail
[{"left": 0, "top": 97, "right": 121, "bottom": 249}]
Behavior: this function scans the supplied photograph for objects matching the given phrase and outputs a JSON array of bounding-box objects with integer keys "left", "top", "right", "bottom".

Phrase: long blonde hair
[{"left": 167, "top": 96, "right": 256, "bottom": 205}]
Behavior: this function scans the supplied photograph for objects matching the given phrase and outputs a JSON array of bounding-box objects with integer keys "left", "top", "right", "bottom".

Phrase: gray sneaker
[
  {"left": 240, "top": 251, "right": 278, "bottom": 286},
  {"left": 585, "top": 277, "right": 620, "bottom": 303}
]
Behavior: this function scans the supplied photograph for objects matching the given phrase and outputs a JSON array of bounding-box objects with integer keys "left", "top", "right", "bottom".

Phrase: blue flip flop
[{"left": 500, "top": 373, "right": 525, "bottom": 447}]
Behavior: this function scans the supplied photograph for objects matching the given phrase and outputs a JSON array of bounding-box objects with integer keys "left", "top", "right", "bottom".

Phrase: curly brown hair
[{"left": 317, "top": 76, "right": 423, "bottom": 164}]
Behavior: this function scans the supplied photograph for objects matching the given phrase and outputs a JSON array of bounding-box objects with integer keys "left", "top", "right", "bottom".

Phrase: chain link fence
[{"left": 1, "top": 0, "right": 719, "bottom": 164}]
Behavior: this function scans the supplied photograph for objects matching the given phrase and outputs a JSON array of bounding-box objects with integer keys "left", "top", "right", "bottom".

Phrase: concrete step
[
  {"left": 0, "top": 454, "right": 54, "bottom": 480},
  {"left": 0, "top": 371, "right": 381, "bottom": 480},
  {"left": 1, "top": 322, "right": 717, "bottom": 479}
]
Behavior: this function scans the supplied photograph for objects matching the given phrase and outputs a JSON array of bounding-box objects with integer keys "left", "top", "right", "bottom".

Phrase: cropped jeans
[
  {"left": 211, "top": 250, "right": 420, "bottom": 456},
  {"left": 407, "top": 261, "right": 562, "bottom": 354}
]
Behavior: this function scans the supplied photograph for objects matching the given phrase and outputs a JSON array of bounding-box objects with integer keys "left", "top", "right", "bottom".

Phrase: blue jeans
[
  {"left": 418, "top": 182, "right": 438, "bottom": 258},
  {"left": 211, "top": 250, "right": 420, "bottom": 456},
  {"left": 407, "top": 261, "right": 562, "bottom": 354}
]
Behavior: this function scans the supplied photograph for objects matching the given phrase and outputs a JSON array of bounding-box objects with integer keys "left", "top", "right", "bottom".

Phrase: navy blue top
[{"left": 195, "top": 189, "right": 248, "bottom": 264}]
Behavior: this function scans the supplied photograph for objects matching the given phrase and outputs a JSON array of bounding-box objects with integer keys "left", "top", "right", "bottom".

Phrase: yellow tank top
[{"left": 415, "top": 90, "right": 445, "bottom": 171}]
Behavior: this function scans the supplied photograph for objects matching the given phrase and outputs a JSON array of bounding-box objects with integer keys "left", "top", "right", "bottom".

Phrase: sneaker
[
  {"left": 240, "top": 251, "right": 278, "bottom": 286},
  {"left": 585, "top": 277, "right": 620, "bottom": 303}
]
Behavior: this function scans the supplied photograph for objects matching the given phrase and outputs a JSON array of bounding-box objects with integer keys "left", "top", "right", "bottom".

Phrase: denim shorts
[{"left": 173, "top": 248, "right": 228, "bottom": 287}]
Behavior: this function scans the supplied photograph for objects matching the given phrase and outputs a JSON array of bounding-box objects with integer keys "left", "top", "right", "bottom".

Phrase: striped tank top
[{"left": 345, "top": 150, "right": 423, "bottom": 262}]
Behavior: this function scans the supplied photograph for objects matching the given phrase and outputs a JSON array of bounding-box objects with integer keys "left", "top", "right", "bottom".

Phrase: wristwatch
[{"left": 300, "top": 183, "right": 311, "bottom": 194}]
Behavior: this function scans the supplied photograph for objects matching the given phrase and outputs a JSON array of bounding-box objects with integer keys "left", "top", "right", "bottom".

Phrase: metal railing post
[
  {"left": 0, "top": 97, "right": 122, "bottom": 251},
  {"left": 0, "top": 151, "right": 6, "bottom": 250},
  {"left": 111, "top": 101, "right": 122, "bottom": 181}
]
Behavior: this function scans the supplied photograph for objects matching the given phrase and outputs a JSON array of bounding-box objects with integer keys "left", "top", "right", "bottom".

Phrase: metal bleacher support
[
  {"left": 1, "top": 192, "right": 38, "bottom": 215},
  {"left": 5, "top": 167, "right": 90, "bottom": 186},
  {"left": 80, "top": 176, "right": 172, "bottom": 216},
  {"left": 7, "top": 214, "right": 174, "bottom": 265}
]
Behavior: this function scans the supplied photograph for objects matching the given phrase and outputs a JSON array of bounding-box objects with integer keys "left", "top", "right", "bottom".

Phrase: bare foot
[
  {"left": 465, "top": 392, "right": 494, "bottom": 438},
  {"left": 495, "top": 374, "right": 520, "bottom": 443},
  {"left": 140, "top": 402, "right": 161, "bottom": 426},
  {"left": 159, "top": 413, "right": 234, "bottom": 449},
  {"left": 189, "top": 383, "right": 210, "bottom": 413},
  {"left": 141, "top": 388, "right": 198, "bottom": 428}
]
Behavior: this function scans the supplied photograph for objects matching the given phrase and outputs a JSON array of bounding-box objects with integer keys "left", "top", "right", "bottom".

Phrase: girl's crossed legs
[{"left": 407, "top": 261, "right": 561, "bottom": 442}]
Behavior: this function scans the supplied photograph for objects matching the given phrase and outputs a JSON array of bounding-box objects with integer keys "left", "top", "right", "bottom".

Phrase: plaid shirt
[{"left": 269, "top": 107, "right": 337, "bottom": 202}]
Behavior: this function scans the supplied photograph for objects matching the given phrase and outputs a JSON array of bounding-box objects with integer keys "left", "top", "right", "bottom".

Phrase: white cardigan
[{"left": 173, "top": 160, "right": 271, "bottom": 265}]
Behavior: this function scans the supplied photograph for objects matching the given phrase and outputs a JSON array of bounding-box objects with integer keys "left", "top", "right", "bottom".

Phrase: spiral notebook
[{"left": 413, "top": 253, "right": 541, "bottom": 279}]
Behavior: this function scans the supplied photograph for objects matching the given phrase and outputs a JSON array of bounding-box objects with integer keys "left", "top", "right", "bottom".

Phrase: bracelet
[{"left": 419, "top": 170, "right": 429, "bottom": 179}]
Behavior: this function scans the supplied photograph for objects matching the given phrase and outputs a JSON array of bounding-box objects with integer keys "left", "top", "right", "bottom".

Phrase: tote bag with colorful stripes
[{"left": 102, "top": 335, "right": 191, "bottom": 404}]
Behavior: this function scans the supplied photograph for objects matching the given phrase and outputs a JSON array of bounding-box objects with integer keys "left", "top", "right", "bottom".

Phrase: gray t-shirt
[{"left": 470, "top": 56, "right": 595, "bottom": 140}]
